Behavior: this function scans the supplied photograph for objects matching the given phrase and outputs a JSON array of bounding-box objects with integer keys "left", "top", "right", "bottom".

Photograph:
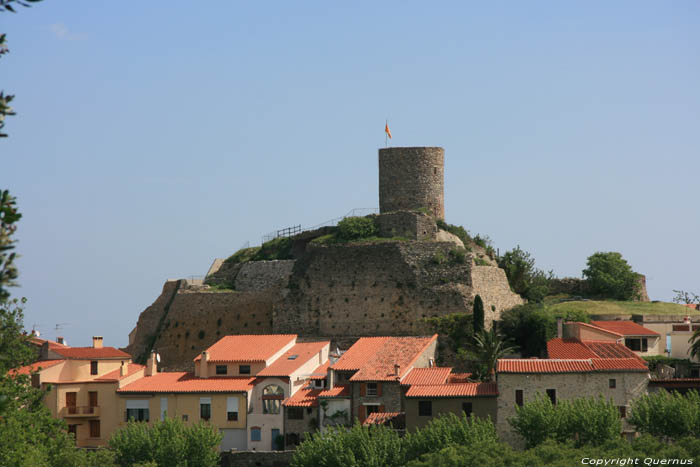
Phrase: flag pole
[{"left": 385, "top": 119, "right": 388, "bottom": 148}]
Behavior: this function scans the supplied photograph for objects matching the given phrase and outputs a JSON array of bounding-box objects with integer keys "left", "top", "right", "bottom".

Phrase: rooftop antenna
[{"left": 54, "top": 323, "right": 70, "bottom": 339}]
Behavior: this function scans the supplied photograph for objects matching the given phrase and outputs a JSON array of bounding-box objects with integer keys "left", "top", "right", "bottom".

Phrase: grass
[
  {"left": 310, "top": 234, "right": 410, "bottom": 246},
  {"left": 545, "top": 296, "right": 700, "bottom": 316}
]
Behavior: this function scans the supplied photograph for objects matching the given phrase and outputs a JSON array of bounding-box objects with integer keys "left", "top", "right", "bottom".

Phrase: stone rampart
[
  {"left": 126, "top": 280, "right": 181, "bottom": 362},
  {"left": 234, "top": 260, "right": 295, "bottom": 292},
  {"left": 471, "top": 266, "right": 525, "bottom": 328},
  {"left": 376, "top": 211, "right": 438, "bottom": 240}
]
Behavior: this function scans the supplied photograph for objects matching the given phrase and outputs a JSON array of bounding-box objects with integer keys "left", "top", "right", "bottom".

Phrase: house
[
  {"left": 117, "top": 352, "right": 254, "bottom": 452},
  {"left": 401, "top": 367, "right": 498, "bottom": 431},
  {"left": 495, "top": 358, "right": 649, "bottom": 446},
  {"left": 638, "top": 315, "right": 700, "bottom": 368},
  {"left": 13, "top": 336, "right": 144, "bottom": 447},
  {"left": 589, "top": 321, "right": 661, "bottom": 356}
]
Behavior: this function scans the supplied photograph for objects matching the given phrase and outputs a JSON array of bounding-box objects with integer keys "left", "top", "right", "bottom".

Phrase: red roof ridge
[
  {"left": 10, "top": 359, "right": 65, "bottom": 376},
  {"left": 52, "top": 346, "right": 131, "bottom": 359}
]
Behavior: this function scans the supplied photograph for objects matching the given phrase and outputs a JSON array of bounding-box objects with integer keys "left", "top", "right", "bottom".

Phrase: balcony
[{"left": 62, "top": 406, "right": 100, "bottom": 418}]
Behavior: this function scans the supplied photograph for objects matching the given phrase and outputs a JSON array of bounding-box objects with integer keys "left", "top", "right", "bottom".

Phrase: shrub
[
  {"left": 472, "top": 295, "right": 484, "bottom": 335},
  {"left": 336, "top": 216, "right": 378, "bottom": 242},
  {"left": 223, "top": 246, "right": 260, "bottom": 265},
  {"left": 109, "top": 418, "right": 221, "bottom": 467},
  {"left": 498, "top": 246, "right": 552, "bottom": 303},
  {"left": 252, "top": 237, "right": 293, "bottom": 261},
  {"left": 629, "top": 389, "right": 700, "bottom": 440},
  {"left": 431, "top": 252, "right": 447, "bottom": 265},
  {"left": 474, "top": 257, "right": 489, "bottom": 266},
  {"left": 509, "top": 394, "right": 621, "bottom": 448},
  {"left": 582, "top": 252, "right": 640, "bottom": 300},
  {"left": 435, "top": 220, "right": 472, "bottom": 246},
  {"left": 448, "top": 248, "right": 466, "bottom": 264}
]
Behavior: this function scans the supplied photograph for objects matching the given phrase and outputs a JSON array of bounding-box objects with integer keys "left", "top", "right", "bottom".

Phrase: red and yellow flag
[{"left": 385, "top": 122, "right": 392, "bottom": 139}]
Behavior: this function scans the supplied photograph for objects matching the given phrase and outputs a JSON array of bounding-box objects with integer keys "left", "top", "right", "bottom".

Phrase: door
[
  {"left": 88, "top": 391, "right": 98, "bottom": 414},
  {"left": 66, "top": 392, "right": 77, "bottom": 414},
  {"left": 271, "top": 428, "right": 280, "bottom": 451}
]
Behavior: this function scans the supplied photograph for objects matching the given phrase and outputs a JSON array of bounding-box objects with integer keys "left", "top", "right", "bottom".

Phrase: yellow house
[{"left": 18, "top": 336, "right": 145, "bottom": 447}]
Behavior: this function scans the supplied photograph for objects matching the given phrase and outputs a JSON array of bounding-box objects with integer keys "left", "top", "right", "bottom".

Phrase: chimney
[
  {"left": 120, "top": 361, "right": 129, "bottom": 377},
  {"left": 92, "top": 336, "right": 103, "bottom": 349},
  {"left": 145, "top": 351, "right": 157, "bottom": 376},
  {"left": 394, "top": 364, "right": 401, "bottom": 377},
  {"left": 200, "top": 351, "right": 209, "bottom": 378},
  {"left": 557, "top": 318, "right": 563, "bottom": 338},
  {"left": 684, "top": 316, "right": 691, "bottom": 325},
  {"left": 327, "top": 367, "right": 335, "bottom": 390},
  {"left": 57, "top": 336, "right": 64, "bottom": 345}
]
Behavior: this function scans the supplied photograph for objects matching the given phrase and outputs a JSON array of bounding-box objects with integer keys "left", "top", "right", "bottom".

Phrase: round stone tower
[{"left": 378, "top": 147, "right": 445, "bottom": 220}]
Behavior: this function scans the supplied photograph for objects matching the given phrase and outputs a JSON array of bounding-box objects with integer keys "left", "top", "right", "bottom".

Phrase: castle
[{"left": 127, "top": 147, "right": 523, "bottom": 369}]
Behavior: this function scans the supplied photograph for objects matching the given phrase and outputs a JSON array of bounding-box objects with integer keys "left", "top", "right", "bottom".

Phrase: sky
[{"left": 2, "top": 2, "right": 699, "bottom": 348}]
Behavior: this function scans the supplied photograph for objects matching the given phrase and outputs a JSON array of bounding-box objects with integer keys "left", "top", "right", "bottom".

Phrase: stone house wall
[{"left": 351, "top": 381, "right": 403, "bottom": 421}]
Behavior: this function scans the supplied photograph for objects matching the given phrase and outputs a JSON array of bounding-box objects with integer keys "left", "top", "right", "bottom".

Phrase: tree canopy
[{"left": 582, "top": 252, "right": 640, "bottom": 301}]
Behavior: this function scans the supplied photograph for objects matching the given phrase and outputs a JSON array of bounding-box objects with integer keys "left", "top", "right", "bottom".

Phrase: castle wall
[
  {"left": 379, "top": 147, "right": 445, "bottom": 220},
  {"left": 234, "top": 260, "right": 295, "bottom": 292},
  {"left": 376, "top": 211, "right": 438, "bottom": 240},
  {"left": 126, "top": 280, "right": 181, "bottom": 362},
  {"left": 470, "top": 266, "right": 525, "bottom": 328}
]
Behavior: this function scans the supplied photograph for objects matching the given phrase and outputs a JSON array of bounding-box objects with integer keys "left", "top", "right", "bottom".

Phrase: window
[
  {"left": 68, "top": 425, "right": 77, "bottom": 437},
  {"left": 546, "top": 389, "right": 556, "bottom": 405},
  {"left": 418, "top": 401, "right": 432, "bottom": 417},
  {"left": 227, "top": 397, "right": 239, "bottom": 421},
  {"left": 515, "top": 390, "right": 524, "bottom": 407},
  {"left": 126, "top": 400, "right": 150, "bottom": 422},
  {"left": 200, "top": 397, "right": 211, "bottom": 421},
  {"left": 314, "top": 379, "right": 325, "bottom": 389},
  {"left": 625, "top": 338, "right": 641, "bottom": 351},
  {"left": 288, "top": 407, "right": 304, "bottom": 420},
  {"left": 216, "top": 365, "right": 227, "bottom": 375},
  {"left": 263, "top": 385, "right": 284, "bottom": 414},
  {"left": 365, "top": 405, "right": 380, "bottom": 417},
  {"left": 182, "top": 414, "right": 188, "bottom": 422},
  {"left": 239, "top": 365, "right": 251, "bottom": 375},
  {"left": 89, "top": 420, "right": 100, "bottom": 438},
  {"left": 642, "top": 339, "right": 648, "bottom": 352},
  {"left": 366, "top": 383, "right": 378, "bottom": 396},
  {"left": 251, "top": 427, "right": 261, "bottom": 442},
  {"left": 160, "top": 398, "right": 168, "bottom": 421},
  {"left": 66, "top": 392, "right": 77, "bottom": 414},
  {"left": 90, "top": 361, "right": 98, "bottom": 375},
  {"left": 462, "top": 402, "right": 473, "bottom": 418},
  {"left": 619, "top": 406, "right": 627, "bottom": 418},
  {"left": 609, "top": 379, "right": 616, "bottom": 389}
]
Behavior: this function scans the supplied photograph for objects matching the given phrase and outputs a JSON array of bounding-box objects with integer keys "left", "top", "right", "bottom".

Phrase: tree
[
  {"left": 498, "top": 246, "right": 552, "bottom": 303},
  {"left": 109, "top": 418, "right": 222, "bottom": 467},
  {"left": 336, "top": 216, "right": 378, "bottom": 241},
  {"left": 582, "top": 252, "right": 640, "bottom": 301},
  {"left": 460, "top": 328, "right": 517, "bottom": 382},
  {"left": 629, "top": 389, "right": 700, "bottom": 440},
  {"left": 673, "top": 290, "right": 700, "bottom": 306},
  {"left": 472, "top": 295, "right": 484, "bottom": 335}
]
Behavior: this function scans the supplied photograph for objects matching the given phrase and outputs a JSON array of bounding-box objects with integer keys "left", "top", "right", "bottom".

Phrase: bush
[
  {"left": 336, "top": 216, "right": 378, "bottom": 242},
  {"left": 448, "top": 248, "right": 466, "bottom": 264},
  {"left": 497, "top": 246, "right": 552, "bottom": 303},
  {"left": 629, "top": 389, "right": 700, "bottom": 440},
  {"left": 109, "top": 418, "right": 221, "bottom": 467},
  {"left": 435, "top": 220, "right": 472, "bottom": 246},
  {"left": 582, "top": 252, "right": 641, "bottom": 300},
  {"left": 509, "top": 394, "right": 621, "bottom": 448},
  {"left": 473, "top": 295, "right": 484, "bottom": 335},
  {"left": 291, "top": 424, "right": 403, "bottom": 467},
  {"left": 252, "top": 237, "right": 293, "bottom": 261}
]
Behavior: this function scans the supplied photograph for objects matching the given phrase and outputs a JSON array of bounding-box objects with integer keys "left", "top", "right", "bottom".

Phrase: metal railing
[
  {"left": 260, "top": 208, "right": 379, "bottom": 245},
  {"left": 64, "top": 406, "right": 99, "bottom": 417}
]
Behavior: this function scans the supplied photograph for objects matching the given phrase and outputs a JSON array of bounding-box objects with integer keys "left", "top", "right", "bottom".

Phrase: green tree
[
  {"left": 690, "top": 329, "right": 700, "bottom": 361},
  {"left": 498, "top": 246, "right": 552, "bottom": 302},
  {"left": 582, "top": 251, "right": 641, "bottom": 300},
  {"left": 336, "top": 216, "right": 378, "bottom": 242},
  {"left": 472, "top": 295, "right": 484, "bottom": 335},
  {"left": 109, "top": 418, "right": 222, "bottom": 467},
  {"left": 628, "top": 389, "right": 700, "bottom": 440},
  {"left": 460, "top": 328, "right": 517, "bottom": 382}
]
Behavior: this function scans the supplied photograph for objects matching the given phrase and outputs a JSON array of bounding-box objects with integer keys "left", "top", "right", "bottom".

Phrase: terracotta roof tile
[
  {"left": 94, "top": 364, "right": 145, "bottom": 382},
  {"left": 194, "top": 335, "right": 297, "bottom": 363},
  {"left": 28, "top": 337, "right": 68, "bottom": 348},
  {"left": 497, "top": 358, "right": 648, "bottom": 374},
  {"left": 309, "top": 361, "right": 329, "bottom": 380},
  {"left": 547, "top": 338, "right": 599, "bottom": 359},
  {"left": 332, "top": 335, "right": 437, "bottom": 382},
  {"left": 257, "top": 341, "right": 329, "bottom": 377},
  {"left": 318, "top": 384, "right": 350, "bottom": 398},
  {"left": 584, "top": 341, "right": 641, "bottom": 359},
  {"left": 447, "top": 373, "right": 472, "bottom": 383},
  {"left": 10, "top": 359, "right": 64, "bottom": 376},
  {"left": 52, "top": 347, "right": 131, "bottom": 359},
  {"left": 117, "top": 372, "right": 255, "bottom": 393},
  {"left": 363, "top": 412, "right": 402, "bottom": 426},
  {"left": 590, "top": 321, "right": 660, "bottom": 337},
  {"left": 283, "top": 386, "right": 322, "bottom": 407},
  {"left": 405, "top": 382, "right": 498, "bottom": 398},
  {"left": 401, "top": 367, "right": 452, "bottom": 386}
]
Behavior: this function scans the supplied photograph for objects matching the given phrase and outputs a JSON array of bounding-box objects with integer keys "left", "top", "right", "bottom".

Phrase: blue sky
[{"left": 3, "top": 1, "right": 699, "bottom": 347}]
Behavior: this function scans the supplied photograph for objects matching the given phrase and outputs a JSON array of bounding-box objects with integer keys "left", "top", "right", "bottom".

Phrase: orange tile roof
[
  {"left": 257, "top": 341, "right": 329, "bottom": 377},
  {"left": 318, "top": 384, "right": 350, "bottom": 398},
  {"left": 28, "top": 337, "right": 68, "bottom": 348},
  {"left": 574, "top": 322, "right": 623, "bottom": 338},
  {"left": 283, "top": 386, "right": 322, "bottom": 407},
  {"left": 547, "top": 338, "right": 642, "bottom": 360},
  {"left": 401, "top": 367, "right": 452, "bottom": 386},
  {"left": 497, "top": 358, "right": 648, "bottom": 374},
  {"left": 11, "top": 359, "right": 64, "bottom": 376},
  {"left": 591, "top": 321, "right": 659, "bottom": 337},
  {"left": 52, "top": 346, "right": 131, "bottom": 359},
  {"left": 117, "top": 372, "right": 255, "bottom": 393},
  {"left": 194, "top": 334, "right": 297, "bottom": 363},
  {"left": 332, "top": 335, "right": 437, "bottom": 382},
  {"left": 363, "top": 412, "right": 402, "bottom": 426},
  {"left": 309, "top": 361, "right": 329, "bottom": 380},
  {"left": 405, "top": 382, "right": 498, "bottom": 398},
  {"left": 94, "top": 364, "right": 145, "bottom": 382}
]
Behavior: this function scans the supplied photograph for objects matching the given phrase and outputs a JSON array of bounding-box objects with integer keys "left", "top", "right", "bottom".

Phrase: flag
[{"left": 385, "top": 122, "right": 392, "bottom": 139}]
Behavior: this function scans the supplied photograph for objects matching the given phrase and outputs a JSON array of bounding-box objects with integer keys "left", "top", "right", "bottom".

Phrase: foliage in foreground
[
  {"left": 509, "top": 393, "right": 621, "bottom": 448},
  {"left": 109, "top": 418, "right": 222, "bottom": 467},
  {"left": 458, "top": 328, "right": 518, "bottom": 382},
  {"left": 629, "top": 389, "right": 700, "bottom": 440}
]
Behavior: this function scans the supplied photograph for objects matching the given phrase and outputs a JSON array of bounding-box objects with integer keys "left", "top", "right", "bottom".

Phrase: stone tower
[{"left": 378, "top": 147, "right": 445, "bottom": 220}]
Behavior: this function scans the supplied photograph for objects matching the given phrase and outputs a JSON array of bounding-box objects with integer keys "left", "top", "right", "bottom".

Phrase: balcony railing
[{"left": 63, "top": 405, "right": 100, "bottom": 417}]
